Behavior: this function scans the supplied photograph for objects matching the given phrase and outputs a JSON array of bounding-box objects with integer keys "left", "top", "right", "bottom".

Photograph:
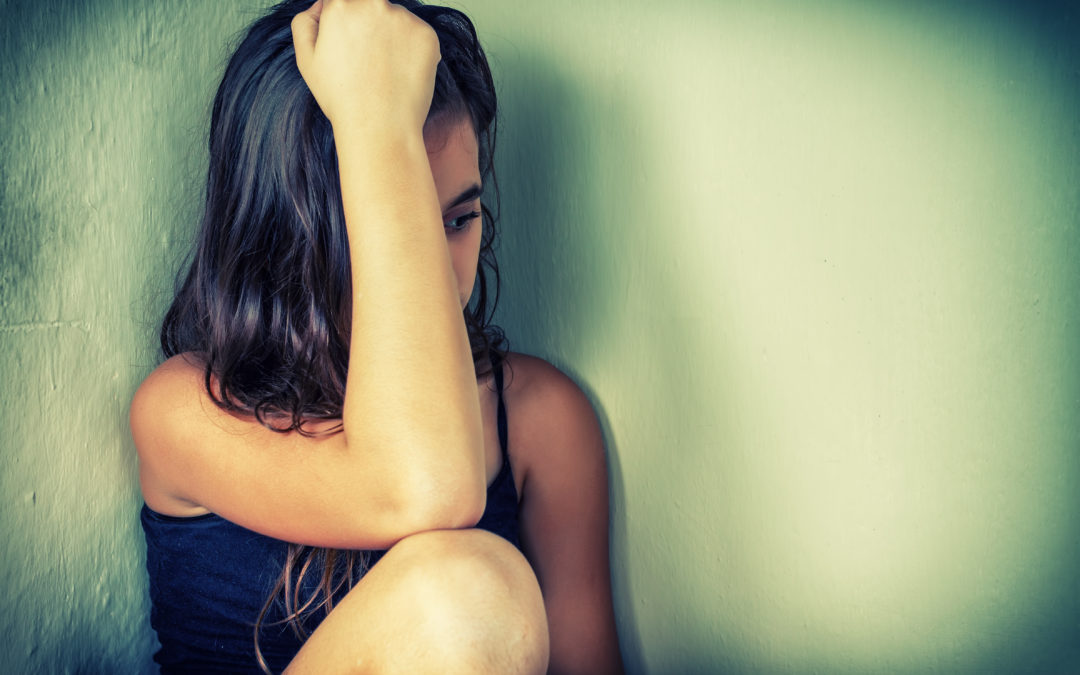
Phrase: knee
[{"left": 384, "top": 529, "right": 549, "bottom": 674}]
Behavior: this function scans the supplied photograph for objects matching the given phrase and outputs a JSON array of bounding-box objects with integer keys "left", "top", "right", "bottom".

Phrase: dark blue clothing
[{"left": 141, "top": 363, "right": 518, "bottom": 674}]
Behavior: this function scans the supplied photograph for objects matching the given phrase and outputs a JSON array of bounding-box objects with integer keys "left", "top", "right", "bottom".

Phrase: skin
[
  {"left": 429, "top": 116, "right": 623, "bottom": 674},
  {"left": 424, "top": 119, "right": 484, "bottom": 308},
  {"left": 132, "top": 0, "right": 622, "bottom": 672},
  {"left": 501, "top": 352, "right": 624, "bottom": 674}
]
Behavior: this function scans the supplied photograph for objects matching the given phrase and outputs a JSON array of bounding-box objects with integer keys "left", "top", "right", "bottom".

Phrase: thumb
[{"left": 290, "top": 0, "right": 323, "bottom": 73}]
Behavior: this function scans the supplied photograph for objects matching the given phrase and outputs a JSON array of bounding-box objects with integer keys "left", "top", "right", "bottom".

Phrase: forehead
[{"left": 424, "top": 117, "right": 481, "bottom": 189}]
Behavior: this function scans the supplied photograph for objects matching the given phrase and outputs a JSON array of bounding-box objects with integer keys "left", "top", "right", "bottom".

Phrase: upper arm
[
  {"left": 130, "top": 354, "right": 483, "bottom": 549},
  {"left": 509, "top": 355, "right": 623, "bottom": 674}
]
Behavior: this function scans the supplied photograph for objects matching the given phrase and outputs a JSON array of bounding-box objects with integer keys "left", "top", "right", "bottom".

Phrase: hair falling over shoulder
[
  {"left": 159, "top": 1, "right": 505, "bottom": 671},
  {"left": 161, "top": 0, "right": 505, "bottom": 434}
]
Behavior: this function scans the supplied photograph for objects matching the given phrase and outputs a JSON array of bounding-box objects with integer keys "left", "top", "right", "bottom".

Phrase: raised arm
[
  {"left": 132, "top": 0, "right": 485, "bottom": 549},
  {"left": 294, "top": 0, "right": 487, "bottom": 532}
]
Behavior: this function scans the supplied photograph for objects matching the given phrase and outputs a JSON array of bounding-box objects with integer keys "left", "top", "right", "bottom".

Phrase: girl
[{"left": 130, "top": 0, "right": 623, "bottom": 673}]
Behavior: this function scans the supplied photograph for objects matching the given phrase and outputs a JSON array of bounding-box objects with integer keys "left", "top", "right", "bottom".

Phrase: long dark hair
[
  {"left": 162, "top": 0, "right": 505, "bottom": 431},
  {"left": 159, "top": 1, "right": 505, "bottom": 670}
]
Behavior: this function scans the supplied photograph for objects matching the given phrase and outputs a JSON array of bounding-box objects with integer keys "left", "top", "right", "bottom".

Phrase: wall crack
[{"left": 0, "top": 320, "right": 91, "bottom": 334}]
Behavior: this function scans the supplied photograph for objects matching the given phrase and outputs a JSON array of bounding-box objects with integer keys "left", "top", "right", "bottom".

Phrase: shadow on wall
[
  {"left": 492, "top": 36, "right": 757, "bottom": 674},
  {"left": 490, "top": 42, "right": 658, "bottom": 674},
  {"left": 482, "top": 1, "right": 1080, "bottom": 672}
]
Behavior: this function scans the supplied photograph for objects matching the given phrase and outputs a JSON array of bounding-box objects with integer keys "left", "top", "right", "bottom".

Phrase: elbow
[
  {"left": 387, "top": 431, "right": 488, "bottom": 534},
  {"left": 416, "top": 474, "right": 487, "bottom": 531},
  {"left": 333, "top": 477, "right": 486, "bottom": 550},
  {"left": 388, "top": 471, "right": 486, "bottom": 540},
  {"left": 336, "top": 428, "right": 488, "bottom": 545}
]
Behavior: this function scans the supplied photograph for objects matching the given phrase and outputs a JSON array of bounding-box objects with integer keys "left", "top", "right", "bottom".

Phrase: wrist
[
  {"left": 331, "top": 117, "right": 425, "bottom": 156},
  {"left": 334, "top": 129, "right": 439, "bottom": 230}
]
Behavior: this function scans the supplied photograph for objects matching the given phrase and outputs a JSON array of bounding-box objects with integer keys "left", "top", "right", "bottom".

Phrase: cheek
[{"left": 449, "top": 227, "right": 483, "bottom": 302}]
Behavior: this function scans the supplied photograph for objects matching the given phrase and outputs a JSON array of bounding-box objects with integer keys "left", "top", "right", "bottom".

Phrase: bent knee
[
  {"left": 384, "top": 529, "right": 542, "bottom": 617},
  {"left": 288, "top": 530, "right": 548, "bottom": 674},
  {"left": 381, "top": 529, "right": 548, "bottom": 672},
  {"left": 389, "top": 529, "right": 529, "bottom": 581}
]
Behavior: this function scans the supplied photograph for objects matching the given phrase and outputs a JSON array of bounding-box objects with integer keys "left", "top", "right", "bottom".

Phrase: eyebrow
[{"left": 443, "top": 183, "right": 484, "bottom": 212}]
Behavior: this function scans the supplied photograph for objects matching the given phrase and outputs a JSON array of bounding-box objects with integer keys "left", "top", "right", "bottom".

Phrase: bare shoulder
[
  {"left": 132, "top": 353, "right": 204, "bottom": 415},
  {"left": 130, "top": 352, "right": 241, "bottom": 455},
  {"left": 501, "top": 352, "right": 605, "bottom": 478},
  {"left": 130, "top": 353, "right": 205, "bottom": 454},
  {"left": 131, "top": 353, "right": 320, "bottom": 515},
  {"left": 129, "top": 353, "right": 218, "bottom": 513},
  {"left": 502, "top": 352, "right": 598, "bottom": 428}
]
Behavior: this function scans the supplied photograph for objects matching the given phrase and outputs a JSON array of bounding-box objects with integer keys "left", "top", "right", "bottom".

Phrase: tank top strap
[{"left": 492, "top": 354, "right": 509, "bottom": 458}]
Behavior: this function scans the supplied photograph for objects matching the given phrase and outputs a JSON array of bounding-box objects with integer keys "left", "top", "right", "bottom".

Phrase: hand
[{"left": 291, "top": 0, "right": 440, "bottom": 136}]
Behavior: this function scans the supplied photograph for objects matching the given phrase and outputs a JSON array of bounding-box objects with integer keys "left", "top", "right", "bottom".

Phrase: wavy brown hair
[{"left": 159, "top": 1, "right": 505, "bottom": 671}]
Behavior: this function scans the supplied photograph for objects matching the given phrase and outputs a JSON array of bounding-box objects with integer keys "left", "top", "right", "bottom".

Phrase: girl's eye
[{"left": 445, "top": 210, "right": 481, "bottom": 233}]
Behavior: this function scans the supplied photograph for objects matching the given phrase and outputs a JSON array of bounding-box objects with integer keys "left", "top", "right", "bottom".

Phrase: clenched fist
[{"left": 292, "top": 0, "right": 441, "bottom": 136}]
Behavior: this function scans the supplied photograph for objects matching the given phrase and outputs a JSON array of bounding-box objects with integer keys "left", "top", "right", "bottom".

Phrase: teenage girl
[{"left": 130, "top": 0, "right": 623, "bottom": 672}]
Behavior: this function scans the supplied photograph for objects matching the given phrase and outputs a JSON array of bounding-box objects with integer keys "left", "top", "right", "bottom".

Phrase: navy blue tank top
[{"left": 141, "top": 363, "right": 518, "bottom": 673}]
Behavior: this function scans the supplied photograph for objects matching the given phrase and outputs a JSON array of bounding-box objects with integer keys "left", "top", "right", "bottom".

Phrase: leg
[{"left": 284, "top": 528, "right": 549, "bottom": 674}]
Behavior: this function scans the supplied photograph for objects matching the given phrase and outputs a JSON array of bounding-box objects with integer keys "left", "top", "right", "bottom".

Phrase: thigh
[{"left": 285, "top": 528, "right": 548, "bottom": 675}]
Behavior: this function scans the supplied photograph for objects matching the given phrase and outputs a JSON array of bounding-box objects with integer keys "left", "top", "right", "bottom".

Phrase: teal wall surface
[{"left": 1, "top": 0, "right": 1077, "bottom": 672}]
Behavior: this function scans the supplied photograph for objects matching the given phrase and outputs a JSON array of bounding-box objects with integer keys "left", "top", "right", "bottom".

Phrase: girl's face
[{"left": 425, "top": 117, "right": 484, "bottom": 307}]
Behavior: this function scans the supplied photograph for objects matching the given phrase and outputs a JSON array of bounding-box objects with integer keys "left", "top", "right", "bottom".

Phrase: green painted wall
[{"left": 2, "top": 0, "right": 1077, "bottom": 672}]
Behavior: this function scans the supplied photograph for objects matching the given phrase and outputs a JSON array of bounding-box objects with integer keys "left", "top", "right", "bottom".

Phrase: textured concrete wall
[
  {"left": 2, "top": 0, "right": 1078, "bottom": 673},
  {"left": 1, "top": 1, "right": 266, "bottom": 671}
]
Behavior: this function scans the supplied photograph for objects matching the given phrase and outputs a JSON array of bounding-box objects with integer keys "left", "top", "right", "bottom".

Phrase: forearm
[{"left": 336, "top": 129, "right": 485, "bottom": 525}]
